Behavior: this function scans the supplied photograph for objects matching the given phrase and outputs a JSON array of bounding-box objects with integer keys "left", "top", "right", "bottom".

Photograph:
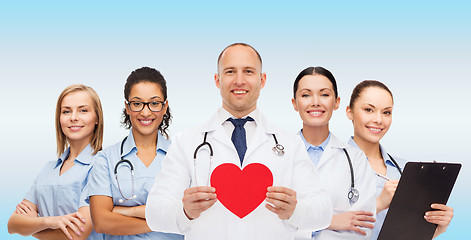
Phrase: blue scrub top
[
  {"left": 24, "top": 144, "right": 102, "bottom": 240},
  {"left": 87, "top": 130, "right": 183, "bottom": 240},
  {"left": 348, "top": 137, "right": 406, "bottom": 240}
]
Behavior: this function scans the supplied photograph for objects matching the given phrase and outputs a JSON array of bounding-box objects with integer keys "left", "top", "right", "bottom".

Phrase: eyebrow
[
  {"left": 299, "top": 88, "right": 332, "bottom": 92},
  {"left": 129, "top": 96, "right": 163, "bottom": 101},
  {"left": 319, "top": 88, "right": 332, "bottom": 92},
  {"left": 363, "top": 103, "right": 376, "bottom": 108},
  {"left": 222, "top": 67, "right": 235, "bottom": 72},
  {"left": 299, "top": 88, "right": 312, "bottom": 92},
  {"left": 363, "top": 103, "right": 393, "bottom": 110},
  {"left": 223, "top": 66, "right": 257, "bottom": 71},
  {"left": 61, "top": 105, "right": 90, "bottom": 109}
]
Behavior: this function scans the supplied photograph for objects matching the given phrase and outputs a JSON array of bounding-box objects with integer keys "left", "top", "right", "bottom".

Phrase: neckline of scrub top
[
  {"left": 121, "top": 129, "right": 170, "bottom": 168},
  {"left": 348, "top": 136, "right": 399, "bottom": 171},
  {"left": 54, "top": 144, "right": 94, "bottom": 169}
]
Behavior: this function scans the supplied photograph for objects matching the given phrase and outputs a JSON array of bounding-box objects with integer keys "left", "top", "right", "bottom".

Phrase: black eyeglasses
[{"left": 127, "top": 100, "right": 166, "bottom": 112}]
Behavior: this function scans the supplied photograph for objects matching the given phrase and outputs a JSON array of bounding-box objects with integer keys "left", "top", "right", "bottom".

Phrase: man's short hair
[{"left": 217, "top": 43, "right": 263, "bottom": 72}]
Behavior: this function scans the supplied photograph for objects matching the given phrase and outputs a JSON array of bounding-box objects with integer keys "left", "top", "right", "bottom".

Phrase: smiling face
[
  {"left": 60, "top": 91, "right": 98, "bottom": 146},
  {"left": 125, "top": 81, "right": 168, "bottom": 139},
  {"left": 347, "top": 86, "right": 393, "bottom": 145},
  {"left": 292, "top": 74, "right": 340, "bottom": 129},
  {"left": 215, "top": 45, "right": 266, "bottom": 118}
]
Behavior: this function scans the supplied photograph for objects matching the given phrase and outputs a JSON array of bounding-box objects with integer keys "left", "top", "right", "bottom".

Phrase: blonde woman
[{"left": 8, "top": 84, "right": 104, "bottom": 240}]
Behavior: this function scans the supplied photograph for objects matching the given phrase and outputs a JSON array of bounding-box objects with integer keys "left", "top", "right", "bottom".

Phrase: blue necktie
[{"left": 227, "top": 117, "right": 254, "bottom": 164}]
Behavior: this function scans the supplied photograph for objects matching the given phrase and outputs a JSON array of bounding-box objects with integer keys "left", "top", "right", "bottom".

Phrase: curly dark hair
[{"left": 121, "top": 67, "right": 172, "bottom": 139}]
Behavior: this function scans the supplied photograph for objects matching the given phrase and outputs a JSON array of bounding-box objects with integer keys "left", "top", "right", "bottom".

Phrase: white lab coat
[
  {"left": 295, "top": 134, "right": 377, "bottom": 240},
  {"left": 146, "top": 109, "right": 333, "bottom": 240}
]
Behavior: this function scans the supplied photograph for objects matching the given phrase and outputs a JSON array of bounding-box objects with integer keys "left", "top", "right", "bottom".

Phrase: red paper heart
[{"left": 210, "top": 163, "right": 273, "bottom": 218}]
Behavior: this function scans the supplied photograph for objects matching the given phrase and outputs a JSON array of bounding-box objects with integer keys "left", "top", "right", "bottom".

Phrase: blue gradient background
[{"left": 1, "top": 1, "right": 469, "bottom": 239}]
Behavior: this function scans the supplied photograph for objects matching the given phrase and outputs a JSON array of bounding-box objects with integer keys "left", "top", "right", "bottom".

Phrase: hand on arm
[
  {"left": 328, "top": 211, "right": 375, "bottom": 235},
  {"left": 16, "top": 200, "right": 39, "bottom": 217},
  {"left": 376, "top": 179, "right": 399, "bottom": 213},
  {"left": 182, "top": 186, "right": 217, "bottom": 220},
  {"left": 8, "top": 199, "right": 86, "bottom": 240},
  {"left": 426, "top": 204, "right": 454, "bottom": 239},
  {"left": 90, "top": 195, "right": 152, "bottom": 235},
  {"left": 32, "top": 206, "right": 94, "bottom": 240},
  {"left": 265, "top": 186, "right": 297, "bottom": 220}
]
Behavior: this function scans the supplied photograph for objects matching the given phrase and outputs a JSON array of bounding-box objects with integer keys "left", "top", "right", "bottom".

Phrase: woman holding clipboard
[{"left": 346, "top": 80, "right": 454, "bottom": 239}]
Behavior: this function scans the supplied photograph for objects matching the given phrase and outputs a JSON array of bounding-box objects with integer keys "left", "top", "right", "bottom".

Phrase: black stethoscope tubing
[
  {"left": 344, "top": 149, "right": 403, "bottom": 204},
  {"left": 387, "top": 153, "right": 403, "bottom": 175},
  {"left": 192, "top": 132, "right": 284, "bottom": 186},
  {"left": 114, "top": 136, "right": 136, "bottom": 203},
  {"left": 193, "top": 132, "right": 283, "bottom": 159}
]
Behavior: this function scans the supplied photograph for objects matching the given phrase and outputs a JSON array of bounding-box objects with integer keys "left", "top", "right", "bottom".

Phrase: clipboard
[{"left": 378, "top": 162, "right": 461, "bottom": 240}]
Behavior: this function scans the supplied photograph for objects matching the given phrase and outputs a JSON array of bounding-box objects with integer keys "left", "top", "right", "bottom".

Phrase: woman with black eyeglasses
[{"left": 86, "top": 67, "right": 183, "bottom": 240}]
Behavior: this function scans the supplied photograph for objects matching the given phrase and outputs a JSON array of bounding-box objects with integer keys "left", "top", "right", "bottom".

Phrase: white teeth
[
  {"left": 308, "top": 111, "right": 323, "bottom": 117},
  {"left": 233, "top": 90, "right": 247, "bottom": 94},
  {"left": 69, "top": 126, "right": 81, "bottom": 129},
  {"left": 369, "top": 127, "right": 381, "bottom": 133},
  {"left": 140, "top": 120, "right": 152, "bottom": 124}
]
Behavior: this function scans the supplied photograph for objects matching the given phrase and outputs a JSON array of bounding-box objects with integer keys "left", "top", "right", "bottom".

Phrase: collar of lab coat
[
  {"left": 201, "top": 107, "right": 277, "bottom": 135},
  {"left": 200, "top": 107, "right": 279, "bottom": 166},
  {"left": 316, "top": 133, "right": 349, "bottom": 168}
]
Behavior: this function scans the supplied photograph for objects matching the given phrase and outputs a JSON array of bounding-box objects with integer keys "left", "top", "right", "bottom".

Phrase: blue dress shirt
[
  {"left": 299, "top": 130, "right": 331, "bottom": 167},
  {"left": 24, "top": 144, "right": 102, "bottom": 240}
]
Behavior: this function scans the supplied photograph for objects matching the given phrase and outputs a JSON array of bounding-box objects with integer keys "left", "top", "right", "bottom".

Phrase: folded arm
[
  {"left": 8, "top": 199, "right": 89, "bottom": 240},
  {"left": 90, "top": 195, "right": 151, "bottom": 235}
]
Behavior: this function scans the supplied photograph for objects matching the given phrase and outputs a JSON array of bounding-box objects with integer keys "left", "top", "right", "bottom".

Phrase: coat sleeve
[
  {"left": 283, "top": 136, "right": 333, "bottom": 231},
  {"left": 145, "top": 133, "right": 193, "bottom": 234}
]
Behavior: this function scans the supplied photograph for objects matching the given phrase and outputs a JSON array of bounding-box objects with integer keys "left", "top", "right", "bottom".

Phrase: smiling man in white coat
[{"left": 145, "top": 43, "right": 333, "bottom": 240}]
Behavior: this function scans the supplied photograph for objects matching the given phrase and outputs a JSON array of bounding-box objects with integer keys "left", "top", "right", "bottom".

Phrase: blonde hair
[{"left": 55, "top": 84, "right": 104, "bottom": 156}]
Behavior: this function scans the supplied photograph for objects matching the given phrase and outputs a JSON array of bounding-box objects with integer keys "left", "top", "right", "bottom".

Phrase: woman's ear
[
  {"left": 334, "top": 97, "right": 340, "bottom": 110},
  {"left": 291, "top": 98, "right": 299, "bottom": 112},
  {"left": 125, "top": 101, "right": 130, "bottom": 115},
  {"left": 346, "top": 106, "right": 353, "bottom": 121}
]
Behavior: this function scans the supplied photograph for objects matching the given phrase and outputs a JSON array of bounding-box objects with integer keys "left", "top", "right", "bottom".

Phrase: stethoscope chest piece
[
  {"left": 348, "top": 187, "right": 359, "bottom": 204},
  {"left": 272, "top": 144, "right": 285, "bottom": 156},
  {"left": 271, "top": 134, "right": 285, "bottom": 156}
]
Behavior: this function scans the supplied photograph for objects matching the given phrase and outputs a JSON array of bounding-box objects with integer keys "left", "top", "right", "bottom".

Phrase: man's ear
[
  {"left": 260, "top": 73, "right": 267, "bottom": 89},
  {"left": 214, "top": 73, "right": 221, "bottom": 89}
]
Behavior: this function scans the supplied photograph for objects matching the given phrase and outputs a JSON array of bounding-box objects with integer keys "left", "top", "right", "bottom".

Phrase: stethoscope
[
  {"left": 387, "top": 153, "right": 403, "bottom": 175},
  {"left": 343, "top": 150, "right": 402, "bottom": 205},
  {"left": 192, "top": 132, "right": 284, "bottom": 186},
  {"left": 114, "top": 137, "right": 137, "bottom": 203},
  {"left": 343, "top": 149, "right": 359, "bottom": 204}
]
